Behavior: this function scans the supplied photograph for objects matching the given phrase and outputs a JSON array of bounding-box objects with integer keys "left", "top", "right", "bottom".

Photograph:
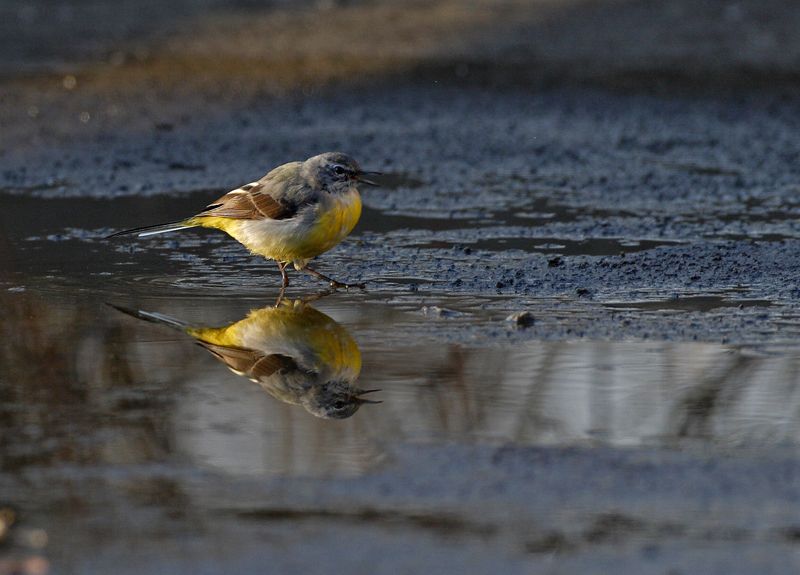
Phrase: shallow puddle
[
  {"left": 604, "top": 295, "right": 774, "bottom": 313},
  {"left": 2, "top": 287, "right": 799, "bottom": 481},
  {"left": 1, "top": 192, "right": 798, "bottom": 464},
  {"left": 409, "top": 236, "right": 682, "bottom": 256},
  {"left": 2, "top": 191, "right": 800, "bottom": 573}
]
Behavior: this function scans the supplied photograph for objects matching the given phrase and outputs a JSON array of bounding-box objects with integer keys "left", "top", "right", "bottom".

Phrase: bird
[
  {"left": 110, "top": 297, "right": 381, "bottom": 419},
  {"left": 107, "top": 152, "right": 380, "bottom": 291}
]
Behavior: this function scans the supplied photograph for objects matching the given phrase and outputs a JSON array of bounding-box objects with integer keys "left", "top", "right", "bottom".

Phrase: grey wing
[
  {"left": 198, "top": 162, "right": 317, "bottom": 221},
  {"left": 197, "top": 341, "right": 304, "bottom": 380},
  {"left": 199, "top": 183, "right": 298, "bottom": 220}
]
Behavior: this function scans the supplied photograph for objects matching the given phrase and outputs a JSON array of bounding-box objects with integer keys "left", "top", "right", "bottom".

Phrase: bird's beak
[
  {"left": 353, "top": 388, "right": 382, "bottom": 404},
  {"left": 355, "top": 171, "right": 382, "bottom": 186}
]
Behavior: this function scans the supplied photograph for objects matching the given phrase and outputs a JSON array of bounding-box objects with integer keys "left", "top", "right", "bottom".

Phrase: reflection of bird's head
[
  {"left": 302, "top": 379, "right": 381, "bottom": 419},
  {"left": 302, "top": 152, "right": 380, "bottom": 194}
]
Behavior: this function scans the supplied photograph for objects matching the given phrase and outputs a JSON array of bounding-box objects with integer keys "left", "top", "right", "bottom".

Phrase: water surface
[{"left": 1, "top": 192, "right": 799, "bottom": 573}]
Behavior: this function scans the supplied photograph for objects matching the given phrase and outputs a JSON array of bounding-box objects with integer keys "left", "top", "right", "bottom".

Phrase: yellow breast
[
  {"left": 194, "top": 190, "right": 361, "bottom": 263},
  {"left": 301, "top": 192, "right": 362, "bottom": 257}
]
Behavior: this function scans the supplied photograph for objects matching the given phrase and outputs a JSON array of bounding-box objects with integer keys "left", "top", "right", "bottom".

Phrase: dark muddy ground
[
  {"left": 7, "top": 85, "right": 800, "bottom": 343},
  {"left": 2, "top": 1, "right": 800, "bottom": 574}
]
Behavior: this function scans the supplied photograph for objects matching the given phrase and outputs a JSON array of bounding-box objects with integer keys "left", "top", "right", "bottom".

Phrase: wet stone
[{"left": 506, "top": 311, "right": 535, "bottom": 328}]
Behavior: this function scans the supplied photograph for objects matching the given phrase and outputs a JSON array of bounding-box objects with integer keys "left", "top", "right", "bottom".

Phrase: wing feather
[
  {"left": 196, "top": 162, "right": 318, "bottom": 221},
  {"left": 197, "top": 341, "right": 300, "bottom": 379},
  {"left": 199, "top": 183, "right": 300, "bottom": 220}
]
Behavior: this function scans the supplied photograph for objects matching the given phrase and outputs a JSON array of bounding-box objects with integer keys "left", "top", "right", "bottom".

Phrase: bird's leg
[
  {"left": 303, "top": 265, "right": 366, "bottom": 290},
  {"left": 278, "top": 261, "right": 290, "bottom": 288},
  {"left": 275, "top": 261, "right": 289, "bottom": 307},
  {"left": 301, "top": 288, "right": 336, "bottom": 304}
]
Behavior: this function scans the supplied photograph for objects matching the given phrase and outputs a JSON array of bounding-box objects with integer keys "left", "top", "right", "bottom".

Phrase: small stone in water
[{"left": 506, "top": 311, "right": 535, "bottom": 328}]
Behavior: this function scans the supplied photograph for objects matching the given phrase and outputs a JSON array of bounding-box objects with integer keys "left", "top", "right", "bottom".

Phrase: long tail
[
  {"left": 106, "top": 303, "right": 189, "bottom": 331},
  {"left": 106, "top": 219, "right": 197, "bottom": 239}
]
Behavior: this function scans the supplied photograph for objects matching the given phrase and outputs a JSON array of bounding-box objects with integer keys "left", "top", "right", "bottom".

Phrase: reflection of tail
[
  {"left": 106, "top": 303, "right": 189, "bottom": 331},
  {"left": 106, "top": 219, "right": 197, "bottom": 239}
]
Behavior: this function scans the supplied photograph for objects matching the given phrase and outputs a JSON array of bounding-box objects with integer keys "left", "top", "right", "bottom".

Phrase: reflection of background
[
  {"left": 3, "top": 290, "right": 799, "bottom": 479},
  {"left": 145, "top": 337, "right": 800, "bottom": 474},
  {"left": 176, "top": 339, "right": 800, "bottom": 475}
]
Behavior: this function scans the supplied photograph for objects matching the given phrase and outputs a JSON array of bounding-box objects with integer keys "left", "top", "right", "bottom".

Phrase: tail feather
[
  {"left": 106, "top": 219, "right": 196, "bottom": 239},
  {"left": 106, "top": 303, "right": 189, "bottom": 330}
]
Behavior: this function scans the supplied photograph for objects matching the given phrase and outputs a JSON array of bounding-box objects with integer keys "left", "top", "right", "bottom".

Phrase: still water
[
  {"left": 3, "top": 289, "right": 799, "bottom": 478},
  {"left": 1, "top": 193, "right": 800, "bottom": 572}
]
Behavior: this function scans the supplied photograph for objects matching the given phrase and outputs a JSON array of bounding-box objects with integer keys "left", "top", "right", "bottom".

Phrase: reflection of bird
[
  {"left": 108, "top": 152, "right": 380, "bottom": 290},
  {"left": 111, "top": 299, "right": 380, "bottom": 419}
]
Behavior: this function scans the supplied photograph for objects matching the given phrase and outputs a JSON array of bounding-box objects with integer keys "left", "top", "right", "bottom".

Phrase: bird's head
[
  {"left": 301, "top": 379, "right": 381, "bottom": 419},
  {"left": 304, "top": 152, "right": 380, "bottom": 194}
]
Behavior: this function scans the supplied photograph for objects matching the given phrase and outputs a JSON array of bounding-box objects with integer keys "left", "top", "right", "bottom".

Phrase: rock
[
  {"left": 506, "top": 311, "right": 535, "bottom": 328},
  {"left": 421, "top": 306, "right": 460, "bottom": 318}
]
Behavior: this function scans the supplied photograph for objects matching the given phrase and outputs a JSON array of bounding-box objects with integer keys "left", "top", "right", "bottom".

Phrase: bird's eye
[
  {"left": 333, "top": 165, "right": 346, "bottom": 175},
  {"left": 334, "top": 400, "right": 346, "bottom": 409}
]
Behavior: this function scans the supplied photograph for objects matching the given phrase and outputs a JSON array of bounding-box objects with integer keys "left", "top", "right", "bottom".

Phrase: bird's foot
[{"left": 304, "top": 265, "right": 365, "bottom": 290}]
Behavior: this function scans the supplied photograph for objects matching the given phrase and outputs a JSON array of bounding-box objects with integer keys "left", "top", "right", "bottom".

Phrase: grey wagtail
[
  {"left": 110, "top": 298, "right": 380, "bottom": 419},
  {"left": 108, "top": 152, "right": 380, "bottom": 289}
]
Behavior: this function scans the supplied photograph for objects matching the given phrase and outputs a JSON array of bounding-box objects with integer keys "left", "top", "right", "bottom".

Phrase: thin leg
[
  {"left": 304, "top": 265, "right": 366, "bottom": 290},
  {"left": 301, "top": 288, "right": 336, "bottom": 304},
  {"left": 275, "top": 261, "right": 289, "bottom": 307},
  {"left": 277, "top": 261, "right": 290, "bottom": 288}
]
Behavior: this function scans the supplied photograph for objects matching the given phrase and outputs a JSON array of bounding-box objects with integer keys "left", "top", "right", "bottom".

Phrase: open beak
[
  {"left": 353, "top": 388, "right": 382, "bottom": 404},
  {"left": 355, "top": 171, "right": 382, "bottom": 187}
]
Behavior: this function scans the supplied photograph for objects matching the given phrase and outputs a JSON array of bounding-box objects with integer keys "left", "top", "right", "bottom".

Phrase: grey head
[
  {"left": 300, "top": 379, "right": 381, "bottom": 419},
  {"left": 301, "top": 152, "right": 380, "bottom": 194}
]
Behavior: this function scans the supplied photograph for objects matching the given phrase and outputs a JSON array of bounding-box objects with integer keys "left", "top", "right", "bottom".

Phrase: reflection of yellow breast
[
  {"left": 188, "top": 302, "right": 361, "bottom": 376},
  {"left": 311, "top": 320, "right": 362, "bottom": 376}
]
